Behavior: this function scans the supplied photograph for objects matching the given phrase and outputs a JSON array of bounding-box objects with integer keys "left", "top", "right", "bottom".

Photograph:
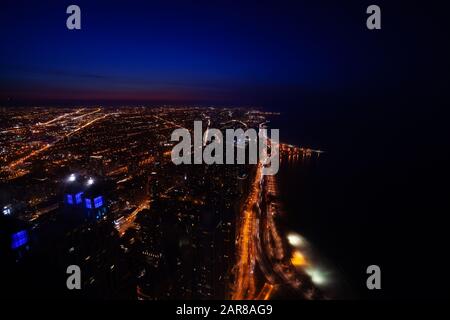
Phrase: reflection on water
[
  {"left": 278, "top": 152, "right": 355, "bottom": 299},
  {"left": 287, "top": 232, "right": 333, "bottom": 290}
]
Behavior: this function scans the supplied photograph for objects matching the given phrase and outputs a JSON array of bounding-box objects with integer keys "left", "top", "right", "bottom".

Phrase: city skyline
[
  {"left": 1, "top": 0, "right": 450, "bottom": 303},
  {"left": 1, "top": 106, "right": 327, "bottom": 300}
]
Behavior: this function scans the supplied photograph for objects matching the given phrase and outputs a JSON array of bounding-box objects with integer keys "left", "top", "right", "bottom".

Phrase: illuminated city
[
  {"left": 1, "top": 1, "right": 449, "bottom": 304},
  {"left": 0, "top": 106, "right": 325, "bottom": 299}
]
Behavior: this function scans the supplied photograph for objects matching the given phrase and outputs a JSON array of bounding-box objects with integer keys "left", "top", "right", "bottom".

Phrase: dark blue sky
[{"left": 0, "top": 1, "right": 447, "bottom": 106}]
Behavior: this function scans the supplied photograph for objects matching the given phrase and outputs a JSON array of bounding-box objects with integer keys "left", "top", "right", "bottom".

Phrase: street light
[{"left": 67, "top": 173, "right": 76, "bottom": 182}]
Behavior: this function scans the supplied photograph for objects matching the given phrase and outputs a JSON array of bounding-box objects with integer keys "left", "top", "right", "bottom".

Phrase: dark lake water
[{"left": 269, "top": 101, "right": 449, "bottom": 299}]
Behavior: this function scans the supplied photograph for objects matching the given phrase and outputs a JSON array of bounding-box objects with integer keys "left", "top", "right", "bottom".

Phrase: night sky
[{"left": 1, "top": 0, "right": 447, "bottom": 106}]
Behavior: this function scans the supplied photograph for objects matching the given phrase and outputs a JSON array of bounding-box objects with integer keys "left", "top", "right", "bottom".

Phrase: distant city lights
[
  {"left": 87, "top": 177, "right": 94, "bottom": 185},
  {"left": 67, "top": 173, "right": 76, "bottom": 182}
]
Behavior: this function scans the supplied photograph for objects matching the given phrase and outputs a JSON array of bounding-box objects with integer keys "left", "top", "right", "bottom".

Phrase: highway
[
  {"left": 231, "top": 163, "right": 262, "bottom": 299},
  {"left": 232, "top": 125, "right": 319, "bottom": 300}
]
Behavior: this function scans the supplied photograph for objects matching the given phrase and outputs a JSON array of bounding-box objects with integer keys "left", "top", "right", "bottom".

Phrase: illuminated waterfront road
[
  {"left": 232, "top": 122, "right": 277, "bottom": 300},
  {"left": 232, "top": 122, "right": 281, "bottom": 300},
  {"left": 232, "top": 125, "right": 320, "bottom": 300},
  {"left": 232, "top": 163, "right": 262, "bottom": 300},
  {"left": 255, "top": 173, "right": 322, "bottom": 300},
  {"left": 261, "top": 176, "right": 304, "bottom": 288},
  {"left": 232, "top": 164, "right": 295, "bottom": 300}
]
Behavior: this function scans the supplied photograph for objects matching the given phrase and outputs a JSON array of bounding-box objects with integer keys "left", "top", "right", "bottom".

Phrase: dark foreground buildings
[
  {"left": 1, "top": 162, "right": 251, "bottom": 299},
  {"left": 1, "top": 174, "right": 135, "bottom": 299},
  {"left": 134, "top": 163, "right": 248, "bottom": 299}
]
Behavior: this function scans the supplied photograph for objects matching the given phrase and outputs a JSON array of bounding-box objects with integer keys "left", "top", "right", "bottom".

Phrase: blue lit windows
[
  {"left": 66, "top": 194, "right": 73, "bottom": 204},
  {"left": 11, "top": 230, "right": 28, "bottom": 249},
  {"left": 75, "top": 192, "right": 84, "bottom": 204},
  {"left": 94, "top": 196, "right": 103, "bottom": 208},
  {"left": 85, "top": 198, "right": 92, "bottom": 209},
  {"left": 67, "top": 192, "right": 84, "bottom": 205}
]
